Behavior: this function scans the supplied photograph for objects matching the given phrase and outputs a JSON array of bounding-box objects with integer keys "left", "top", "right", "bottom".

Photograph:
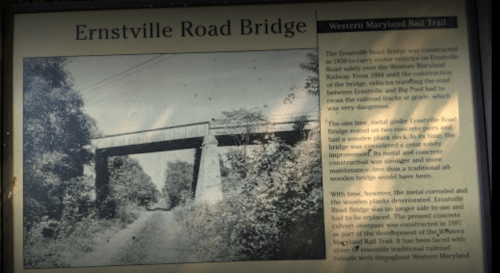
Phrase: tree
[
  {"left": 292, "top": 115, "right": 310, "bottom": 140},
  {"left": 23, "top": 57, "right": 97, "bottom": 225},
  {"left": 23, "top": 58, "right": 96, "bottom": 178},
  {"left": 214, "top": 108, "right": 265, "bottom": 146},
  {"left": 299, "top": 53, "right": 319, "bottom": 96},
  {"left": 213, "top": 107, "right": 265, "bottom": 168},
  {"left": 108, "top": 155, "right": 158, "bottom": 206},
  {"left": 283, "top": 53, "right": 319, "bottom": 105},
  {"left": 163, "top": 160, "right": 194, "bottom": 208},
  {"left": 228, "top": 128, "right": 324, "bottom": 260}
]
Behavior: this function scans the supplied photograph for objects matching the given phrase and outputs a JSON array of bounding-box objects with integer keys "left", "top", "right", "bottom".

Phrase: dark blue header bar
[{"left": 317, "top": 17, "right": 458, "bottom": 33}]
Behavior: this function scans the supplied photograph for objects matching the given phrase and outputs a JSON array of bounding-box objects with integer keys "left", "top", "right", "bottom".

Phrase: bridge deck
[
  {"left": 91, "top": 122, "right": 209, "bottom": 150},
  {"left": 91, "top": 120, "right": 318, "bottom": 151}
]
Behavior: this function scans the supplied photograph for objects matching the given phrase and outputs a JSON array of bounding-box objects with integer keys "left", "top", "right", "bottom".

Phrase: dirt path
[{"left": 72, "top": 204, "right": 196, "bottom": 267}]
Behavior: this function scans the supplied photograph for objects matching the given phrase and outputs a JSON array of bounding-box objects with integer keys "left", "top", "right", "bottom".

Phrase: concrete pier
[{"left": 195, "top": 135, "right": 223, "bottom": 204}]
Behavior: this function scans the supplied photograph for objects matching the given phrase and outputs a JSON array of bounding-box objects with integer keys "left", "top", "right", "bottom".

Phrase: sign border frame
[{"left": 2, "top": 1, "right": 492, "bottom": 272}]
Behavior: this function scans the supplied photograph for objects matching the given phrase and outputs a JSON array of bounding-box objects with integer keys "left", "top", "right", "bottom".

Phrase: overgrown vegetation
[
  {"left": 23, "top": 57, "right": 159, "bottom": 268},
  {"left": 109, "top": 156, "right": 159, "bottom": 208},
  {"left": 23, "top": 57, "right": 96, "bottom": 228},
  {"left": 162, "top": 161, "right": 194, "bottom": 208},
  {"left": 174, "top": 126, "right": 325, "bottom": 261}
]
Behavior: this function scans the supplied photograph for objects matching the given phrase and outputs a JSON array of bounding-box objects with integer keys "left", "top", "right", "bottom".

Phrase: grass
[{"left": 24, "top": 204, "right": 143, "bottom": 269}]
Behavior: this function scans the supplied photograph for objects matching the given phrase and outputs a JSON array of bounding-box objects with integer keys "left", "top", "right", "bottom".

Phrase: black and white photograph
[{"left": 23, "top": 49, "right": 325, "bottom": 268}]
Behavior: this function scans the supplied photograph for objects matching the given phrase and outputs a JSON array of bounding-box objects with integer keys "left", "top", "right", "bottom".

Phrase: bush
[
  {"left": 61, "top": 176, "right": 95, "bottom": 224},
  {"left": 24, "top": 217, "right": 95, "bottom": 269},
  {"left": 163, "top": 160, "right": 194, "bottom": 208},
  {"left": 116, "top": 202, "right": 142, "bottom": 224},
  {"left": 172, "top": 199, "right": 245, "bottom": 262},
  {"left": 173, "top": 127, "right": 325, "bottom": 261},
  {"left": 23, "top": 212, "right": 137, "bottom": 269}
]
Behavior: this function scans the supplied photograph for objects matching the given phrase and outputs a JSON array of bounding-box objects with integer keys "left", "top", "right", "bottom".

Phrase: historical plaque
[{"left": 4, "top": 1, "right": 490, "bottom": 273}]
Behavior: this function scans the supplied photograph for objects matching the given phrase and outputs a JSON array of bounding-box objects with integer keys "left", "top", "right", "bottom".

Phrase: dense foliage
[
  {"left": 174, "top": 125, "right": 325, "bottom": 261},
  {"left": 23, "top": 57, "right": 96, "bottom": 227},
  {"left": 162, "top": 160, "right": 194, "bottom": 208},
  {"left": 109, "top": 156, "right": 160, "bottom": 219},
  {"left": 23, "top": 58, "right": 160, "bottom": 268}
]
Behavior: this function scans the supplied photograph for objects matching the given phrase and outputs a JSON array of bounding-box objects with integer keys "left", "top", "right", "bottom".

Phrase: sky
[{"left": 67, "top": 49, "right": 318, "bottom": 190}]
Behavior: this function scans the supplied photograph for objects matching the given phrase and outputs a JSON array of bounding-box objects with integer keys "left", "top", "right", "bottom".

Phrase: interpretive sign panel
[{"left": 7, "top": 1, "right": 489, "bottom": 273}]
